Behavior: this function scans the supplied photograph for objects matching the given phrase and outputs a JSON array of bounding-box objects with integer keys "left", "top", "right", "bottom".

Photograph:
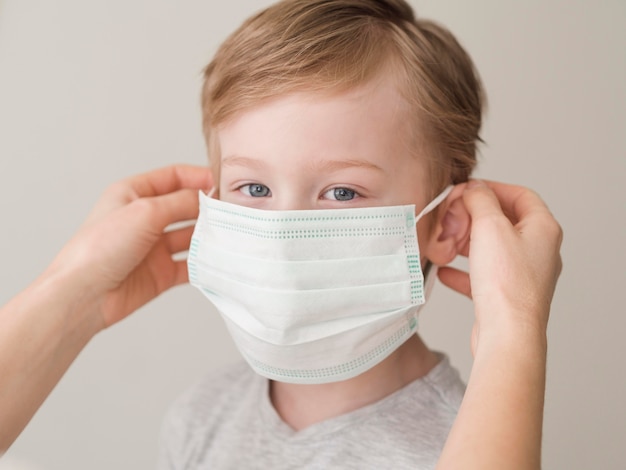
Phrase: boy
[
  {"left": 0, "top": 0, "right": 561, "bottom": 465},
  {"left": 159, "top": 0, "right": 484, "bottom": 467}
]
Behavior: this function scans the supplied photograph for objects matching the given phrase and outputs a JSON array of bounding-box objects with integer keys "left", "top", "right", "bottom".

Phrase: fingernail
[{"left": 466, "top": 179, "right": 485, "bottom": 189}]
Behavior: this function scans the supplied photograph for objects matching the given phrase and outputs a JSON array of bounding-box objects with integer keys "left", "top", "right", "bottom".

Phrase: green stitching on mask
[{"left": 206, "top": 220, "right": 406, "bottom": 239}]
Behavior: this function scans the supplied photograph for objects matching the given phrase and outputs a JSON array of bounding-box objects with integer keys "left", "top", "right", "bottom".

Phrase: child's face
[{"left": 217, "top": 75, "right": 435, "bottom": 241}]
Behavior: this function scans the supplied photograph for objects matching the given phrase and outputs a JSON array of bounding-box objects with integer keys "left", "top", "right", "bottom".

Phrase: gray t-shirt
[{"left": 157, "top": 355, "right": 465, "bottom": 469}]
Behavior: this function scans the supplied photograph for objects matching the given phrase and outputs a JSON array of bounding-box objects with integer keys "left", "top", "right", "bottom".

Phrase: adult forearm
[
  {"left": 0, "top": 165, "right": 210, "bottom": 451},
  {"left": 0, "top": 268, "right": 102, "bottom": 451},
  {"left": 437, "top": 322, "right": 548, "bottom": 470}
]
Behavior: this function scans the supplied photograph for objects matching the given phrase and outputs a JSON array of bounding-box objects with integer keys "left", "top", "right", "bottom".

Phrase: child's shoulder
[
  {"left": 161, "top": 360, "right": 259, "bottom": 436},
  {"left": 171, "top": 360, "right": 257, "bottom": 417},
  {"left": 157, "top": 360, "right": 261, "bottom": 467}
]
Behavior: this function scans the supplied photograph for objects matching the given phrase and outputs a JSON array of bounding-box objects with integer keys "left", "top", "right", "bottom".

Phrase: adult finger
[
  {"left": 114, "top": 165, "right": 212, "bottom": 202},
  {"left": 171, "top": 259, "right": 192, "bottom": 287},
  {"left": 461, "top": 180, "right": 507, "bottom": 221},
  {"left": 126, "top": 188, "right": 201, "bottom": 233},
  {"left": 481, "top": 180, "right": 562, "bottom": 243},
  {"left": 128, "top": 165, "right": 213, "bottom": 198},
  {"left": 482, "top": 180, "right": 553, "bottom": 225},
  {"left": 438, "top": 267, "right": 472, "bottom": 299},
  {"left": 164, "top": 225, "right": 195, "bottom": 254},
  {"left": 87, "top": 165, "right": 212, "bottom": 223}
]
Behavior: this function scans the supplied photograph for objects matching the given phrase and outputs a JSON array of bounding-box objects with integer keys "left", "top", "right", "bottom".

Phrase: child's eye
[
  {"left": 323, "top": 187, "right": 358, "bottom": 201},
  {"left": 240, "top": 183, "right": 271, "bottom": 197}
]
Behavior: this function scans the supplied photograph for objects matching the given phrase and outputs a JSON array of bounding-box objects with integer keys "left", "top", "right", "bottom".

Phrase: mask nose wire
[{"left": 413, "top": 185, "right": 454, "bottom": 226}]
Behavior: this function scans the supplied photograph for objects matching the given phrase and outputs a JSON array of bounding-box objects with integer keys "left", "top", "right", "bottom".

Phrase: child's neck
[{"left": 269, "top": 334, "right": 440, "bottom": 431}]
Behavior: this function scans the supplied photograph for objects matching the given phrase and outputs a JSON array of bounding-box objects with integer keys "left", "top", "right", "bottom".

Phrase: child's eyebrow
[
  {"left": 312, "top": 159, "right": 384, "bottom": 173},
  {"left": 222, "top": 155, "right": 384, "bottom": 173},
  {"left": 222, "top": 155, "right": 266, "bottom": 169}
]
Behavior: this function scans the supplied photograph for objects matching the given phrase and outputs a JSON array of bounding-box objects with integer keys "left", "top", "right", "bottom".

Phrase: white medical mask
[{"left": 188, "top": 187, "right": 452, "bottom": 384}]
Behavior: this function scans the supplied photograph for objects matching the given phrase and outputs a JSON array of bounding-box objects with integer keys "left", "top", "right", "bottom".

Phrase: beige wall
[{"left": 0, "top": 1, "right": 624, "bottom": 469}]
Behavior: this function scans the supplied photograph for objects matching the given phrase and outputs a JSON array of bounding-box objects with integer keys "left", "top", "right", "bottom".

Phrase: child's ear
[{"left": 423, "top": 184, "right": 471, "bottom": 266}]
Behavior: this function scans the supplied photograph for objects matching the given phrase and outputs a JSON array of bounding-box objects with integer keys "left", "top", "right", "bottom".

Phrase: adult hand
[
  {"left": 436, "top": 180, "right": 562, "bottom": 470},
  {"left": 438, "top": 180, "right": 563, "bottom": 355},
  {"left": 0, "top": 165, "right": 211, "bottom": 451},
  {"left": 46, "top": 164, "right": 213, "bottom": 329}
]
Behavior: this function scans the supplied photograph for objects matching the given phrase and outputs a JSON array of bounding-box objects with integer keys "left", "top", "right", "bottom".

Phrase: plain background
[{"left": 0, "top": 0, "right": 624, "bottom": 469}]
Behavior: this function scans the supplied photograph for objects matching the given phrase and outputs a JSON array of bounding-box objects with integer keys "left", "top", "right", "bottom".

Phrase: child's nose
[
  {"left": 270, "top": 190, "right": 317, "bottom": 211},
  {"left": 272, "top": 199, "right": 314, "bottom": 211}
]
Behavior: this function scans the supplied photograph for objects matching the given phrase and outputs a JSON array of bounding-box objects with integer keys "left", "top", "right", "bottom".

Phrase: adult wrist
[
  {"left": 36, "top": 260, "right": 106, "bottom": 339},
  {"left": 477, "top": 292, "right": 550, "bottom": 343},
  {"left": 474, "top": 317, "right": 548, "bottom": 365}
]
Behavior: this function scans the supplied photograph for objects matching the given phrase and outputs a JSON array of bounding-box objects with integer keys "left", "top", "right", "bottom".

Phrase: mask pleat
[{"left": 187, "top": 187, "right": 451, "bottom": 384}]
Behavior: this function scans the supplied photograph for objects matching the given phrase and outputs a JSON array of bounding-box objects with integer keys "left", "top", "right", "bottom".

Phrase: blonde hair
[{"left": 201, "top": 0, "right": 486, "bottom": 196}]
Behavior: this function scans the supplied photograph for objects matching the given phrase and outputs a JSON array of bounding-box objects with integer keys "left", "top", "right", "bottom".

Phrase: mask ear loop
[
  {"left": 414, "top": 185, "right": 454, "bottom": 222},
  {"left": 414, "top": 185, "right": 454, "bottom": 301}
]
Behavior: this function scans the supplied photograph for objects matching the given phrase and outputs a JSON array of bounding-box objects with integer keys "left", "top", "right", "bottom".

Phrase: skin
[
  {"left": 217, "top": 75, "right": 468, "bottom": 430},
  {"left": 0, "top": 165, "right": 212, "bottom": 450},
  {"left": 437, "top": 180, "right": 562, "bottom": 469},
  {"left": 217, "top": 74, "right": 562, "bottom": 468},
  {"left": 0, "top": 80, "right": 562, "bottom": 469}
]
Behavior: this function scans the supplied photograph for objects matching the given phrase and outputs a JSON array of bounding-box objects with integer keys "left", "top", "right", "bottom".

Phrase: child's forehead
[
  {"left": 219, "top": 72, "right": 411, "bottom": 131},
  {"left": 218, "top": 80, "right": 413, "bottom": 148},
  {"left": 215, "top": 80, "right": 430, "bottom": 189}
]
